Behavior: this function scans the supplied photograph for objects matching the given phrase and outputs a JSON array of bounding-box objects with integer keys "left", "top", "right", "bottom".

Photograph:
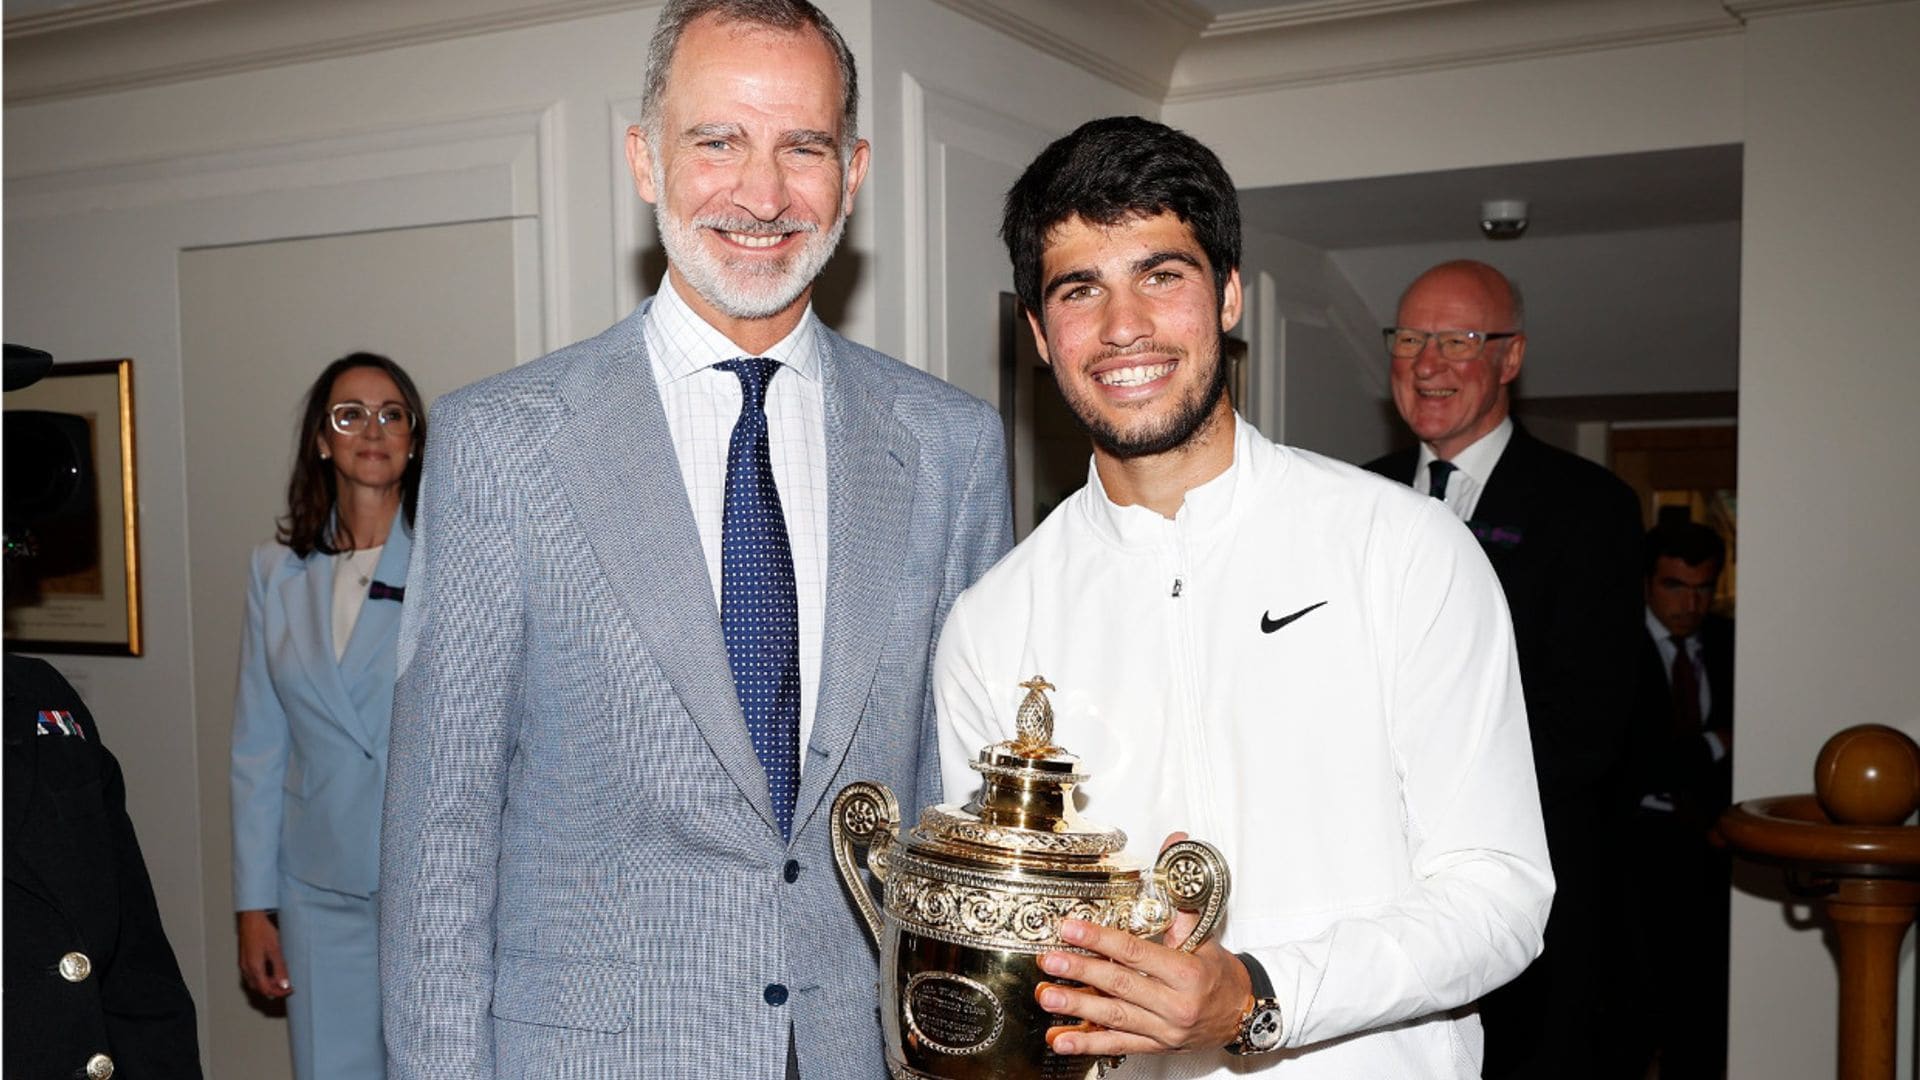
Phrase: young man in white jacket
[{"left": 932, "top": 116, "right": 1555, "bottom": 1078}]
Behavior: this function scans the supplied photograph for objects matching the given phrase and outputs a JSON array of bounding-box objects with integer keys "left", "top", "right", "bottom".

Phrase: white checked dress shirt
[
  {"left": 644, "top": 274, "right": 829, "bottom": 768},
  {"left": 1414, "top": 415, "right": 1514, "bottom": 521}
]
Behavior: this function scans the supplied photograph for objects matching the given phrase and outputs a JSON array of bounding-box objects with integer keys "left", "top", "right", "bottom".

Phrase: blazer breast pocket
[{"left": 490, "top": 951, "right": 634, "bottom": 1033}]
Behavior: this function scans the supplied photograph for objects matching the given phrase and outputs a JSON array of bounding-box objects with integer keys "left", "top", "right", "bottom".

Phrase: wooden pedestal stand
[{"left": 1719, "top": 724, "right": 1920, "bottom": 1080}]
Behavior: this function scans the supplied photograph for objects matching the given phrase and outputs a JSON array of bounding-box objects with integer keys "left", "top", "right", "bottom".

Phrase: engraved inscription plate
[{"left": 903, "top": 972, "right": 1005, "bottom": 1055}]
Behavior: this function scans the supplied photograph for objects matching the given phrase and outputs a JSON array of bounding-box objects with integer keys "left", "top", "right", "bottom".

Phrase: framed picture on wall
[{"left": 4, "top": 358, "right": 144, "bottom": 655}]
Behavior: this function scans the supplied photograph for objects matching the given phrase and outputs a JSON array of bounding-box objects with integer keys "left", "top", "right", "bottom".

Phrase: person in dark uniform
[{"left": 4, "top": 653, "right": 204, "bottom": 1080}]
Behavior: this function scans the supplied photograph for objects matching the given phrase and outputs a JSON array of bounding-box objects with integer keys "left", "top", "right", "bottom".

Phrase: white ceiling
[{"left": 1239, "top": 144, "right": 1743, "bottom": 249}]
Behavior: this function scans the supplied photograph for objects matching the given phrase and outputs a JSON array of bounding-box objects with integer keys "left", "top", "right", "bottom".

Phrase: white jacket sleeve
[{"left": 1244, "top": 499, "right": 1554, "bottom": 1049}]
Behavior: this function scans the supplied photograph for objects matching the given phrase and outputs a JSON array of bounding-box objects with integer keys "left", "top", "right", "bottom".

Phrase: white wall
[
  {"left": 1731, "top": 4, "right": 1920, "bottom": 1078},
  {"left": 1166, "top": 32, "right": 1744, "bottom": 189}
]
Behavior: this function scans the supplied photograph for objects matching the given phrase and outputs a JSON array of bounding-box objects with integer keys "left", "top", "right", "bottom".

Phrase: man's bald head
[
  {"left": 1389, "top": 259, "right": 1528, "bottom": 460},
  {"left": 1398, "top": 260, "right": 1524, "bottom": 331}
]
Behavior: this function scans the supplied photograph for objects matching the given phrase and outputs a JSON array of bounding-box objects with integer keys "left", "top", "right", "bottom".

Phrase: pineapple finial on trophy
[{"left": 1013, "top": 676, "right": 1057, "bottom": 755}]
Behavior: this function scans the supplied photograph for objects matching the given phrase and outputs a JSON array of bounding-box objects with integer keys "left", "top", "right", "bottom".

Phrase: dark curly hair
[
  {"left": 1001, "top": 115, "right": 1242, "bottom": 323},
  {"left": 276, "top": 352, "right": 426, "bottom": 558}
]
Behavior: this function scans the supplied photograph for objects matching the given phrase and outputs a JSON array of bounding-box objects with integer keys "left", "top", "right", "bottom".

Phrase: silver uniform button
[
  {"left": 86, "top": 1052, "right": 115, "bottom": 1078},
  {"left": 60, "top": 951, "right": 93, "bottom": 982}
]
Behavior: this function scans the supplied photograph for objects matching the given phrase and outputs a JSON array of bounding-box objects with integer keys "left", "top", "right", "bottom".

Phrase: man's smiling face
[
  {"left": 1028, "top": 211, "right": 1242, "bottom": 460},
  {"left": 631, "top": 13, "right": 869, "bottom": 331},
  {"left": 1390, "top": 264, "right": 1525, "bottom": 461}
]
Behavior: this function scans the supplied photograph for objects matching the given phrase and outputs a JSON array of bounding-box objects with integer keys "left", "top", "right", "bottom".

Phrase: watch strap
[
  {"left": 1236, "top": 952, "right": 1275, "bottom": 999},
  {"left": 1227, "top": 952, "right": 1284, "bottom": 1055}
]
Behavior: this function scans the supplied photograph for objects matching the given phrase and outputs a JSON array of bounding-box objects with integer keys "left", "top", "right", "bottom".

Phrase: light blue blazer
[
  {"left": 232, "top": 519, "right": 412, "bottom": 910},
  {"left": 380, "top": 306, "right": 1012, "bottom": 1079}
]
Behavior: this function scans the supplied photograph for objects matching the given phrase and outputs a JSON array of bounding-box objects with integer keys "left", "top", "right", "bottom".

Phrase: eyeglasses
[
  {"left": 1383, "top": 328, "right": 1519, "bottom": 362},
  {"left": 329, "top": 401, "right": 415, "bottom": 436}
]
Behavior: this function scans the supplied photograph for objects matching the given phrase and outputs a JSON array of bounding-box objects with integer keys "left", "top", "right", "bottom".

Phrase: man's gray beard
[{"left": 652, "top": 165, "right": 846, "bottom": 321}]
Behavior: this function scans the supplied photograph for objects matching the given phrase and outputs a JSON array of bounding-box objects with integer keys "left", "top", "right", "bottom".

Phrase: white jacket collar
[{"left": 1079, "top": 413, "right": 1274, "bottom": 551}]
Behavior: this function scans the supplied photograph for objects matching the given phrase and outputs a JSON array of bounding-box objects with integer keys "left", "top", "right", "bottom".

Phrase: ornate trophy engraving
[{"left": 833, "top": 678, "right": 1231, "bottom": 1079}]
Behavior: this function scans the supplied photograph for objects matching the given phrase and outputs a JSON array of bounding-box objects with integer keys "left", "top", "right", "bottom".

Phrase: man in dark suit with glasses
[{"left": 1365, "top": 260, "right": 1645, "bottom": 1080}]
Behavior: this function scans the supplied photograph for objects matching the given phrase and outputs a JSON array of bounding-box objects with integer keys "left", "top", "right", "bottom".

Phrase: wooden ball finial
[{"left": 1815, "top": 724, "right": 1920, "bottom": 826}]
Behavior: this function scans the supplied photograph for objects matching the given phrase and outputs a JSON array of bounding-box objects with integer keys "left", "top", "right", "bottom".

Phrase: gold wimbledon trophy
[{"left": 832, "top": 678, "right": 1231, "bottom": 1079}]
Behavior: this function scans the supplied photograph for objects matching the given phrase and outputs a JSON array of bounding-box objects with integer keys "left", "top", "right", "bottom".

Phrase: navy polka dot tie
[{"left": 717, "top": 357, "right": 800, "bottom": 841}]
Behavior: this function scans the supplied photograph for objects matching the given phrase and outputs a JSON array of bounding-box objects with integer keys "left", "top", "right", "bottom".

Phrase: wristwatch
[{"left": 1225, "top": 952, "right": 1284, "bottom": 1056}]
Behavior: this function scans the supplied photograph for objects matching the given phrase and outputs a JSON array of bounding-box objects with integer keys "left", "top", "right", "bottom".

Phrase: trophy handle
[
  {"left": 830, "top": 781, "right": 901, "bottom": 950},
  {"left": 1153, "top": 839, "right": 1232, "bottom": 955}
]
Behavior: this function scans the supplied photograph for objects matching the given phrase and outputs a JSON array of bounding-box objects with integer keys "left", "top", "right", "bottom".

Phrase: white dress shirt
[
  {"left": 1413, "top": 416, "right": 1514, "bottom": 520},
  {"left": 936, "top": 417, "right": 1552, "bottom": 1077},
  {"left": 330, "top": 544, "right": 382, "bottom": 662},
  {"left": 644, "top": 274, "right": 829, "bottom": 769}
]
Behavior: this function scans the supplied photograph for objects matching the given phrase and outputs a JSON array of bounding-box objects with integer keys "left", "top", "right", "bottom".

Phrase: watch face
[{"left": 1244, "top": 1005, "right": 1283, "bottom": 1051}]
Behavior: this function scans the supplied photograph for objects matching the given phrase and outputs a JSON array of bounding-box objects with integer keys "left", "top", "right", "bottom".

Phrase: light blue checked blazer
[{"left": 378, "top": 302, "right": 1011, "bottom": 1079}]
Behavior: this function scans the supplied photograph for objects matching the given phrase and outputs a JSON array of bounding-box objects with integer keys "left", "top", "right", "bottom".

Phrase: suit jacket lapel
[
  {"left": 547, "top": 306, "right": 777, "bottom": 835},
  {"left": 1468, "top": 425, "right": 1538, "bottom": 528},
  {"left": 283, "top": 548, "right": 375, "bottom": 755},
  {"left": 792, "top": 331, "right": 919, "bottom": 837}
]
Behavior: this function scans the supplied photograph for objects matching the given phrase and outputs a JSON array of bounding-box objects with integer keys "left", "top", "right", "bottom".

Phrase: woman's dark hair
[
  {"left": 277, "top": 352, "right": 427, "bottom": 558},
  {"left": 1001, "top": 116, "right": 1242, "bottom": 322}
]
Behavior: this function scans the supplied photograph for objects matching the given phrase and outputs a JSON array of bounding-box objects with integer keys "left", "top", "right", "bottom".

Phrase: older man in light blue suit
[{"left": 377, "top": 2, "right": 1011, "bottom": 1078}]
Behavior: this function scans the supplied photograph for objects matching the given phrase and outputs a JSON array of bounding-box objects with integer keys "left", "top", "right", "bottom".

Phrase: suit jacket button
[
  {"left": 783, "top": 859, "right": 800, "bottom": 883},
  {"left": 59, "top": 951, "right": 93, "bottom": 982},
  {"left": 86, "top": 1052, "right": 115, "bottom": 1079},
  {"left": 764, "top": 983, "right": 788, "bottom": 1006}
]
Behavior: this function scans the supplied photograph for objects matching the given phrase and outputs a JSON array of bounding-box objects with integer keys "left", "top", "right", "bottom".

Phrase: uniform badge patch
[{"left": 35, "top": 710, "right": 84, "bottom": 738}]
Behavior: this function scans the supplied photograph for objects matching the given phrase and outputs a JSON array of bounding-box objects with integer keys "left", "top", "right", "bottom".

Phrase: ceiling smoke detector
[{"left": 1480, "top": 198, "right": 1528, "bottom": 240}]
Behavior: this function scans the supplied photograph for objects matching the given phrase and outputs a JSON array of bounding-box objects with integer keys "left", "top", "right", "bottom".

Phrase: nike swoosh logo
[{"left": 1261, "top": 601, "right": 1327, "bottom": 634}]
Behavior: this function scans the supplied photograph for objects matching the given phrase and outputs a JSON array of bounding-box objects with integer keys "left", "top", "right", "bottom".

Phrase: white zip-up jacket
[{"left": 935, "top": 416, "right": 1553, "bottom": 1078}]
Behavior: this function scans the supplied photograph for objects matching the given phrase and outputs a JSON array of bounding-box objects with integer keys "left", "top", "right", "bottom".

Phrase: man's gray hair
[{"left": 639, "top": 0, "right": 859, "bottom": 151}]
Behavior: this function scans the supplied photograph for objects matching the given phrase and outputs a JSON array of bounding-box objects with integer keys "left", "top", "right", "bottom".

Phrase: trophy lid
[{"left": 913, "top": 677, "right": 1129, "bottom": 862}]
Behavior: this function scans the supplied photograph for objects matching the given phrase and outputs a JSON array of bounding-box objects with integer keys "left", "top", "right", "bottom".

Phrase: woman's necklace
[{"left": 341, "top": 545, "right": 382, "bottom": 588}]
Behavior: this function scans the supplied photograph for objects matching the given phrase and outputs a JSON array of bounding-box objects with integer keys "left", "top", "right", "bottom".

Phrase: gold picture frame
[{"left": 4, "top": 358, "right": 143, "bottom": 655}]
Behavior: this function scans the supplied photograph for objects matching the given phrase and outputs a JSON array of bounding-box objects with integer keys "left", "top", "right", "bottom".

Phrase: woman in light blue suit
[{"left": 231, "top": 352, "right": 426, "bottom": 1080}]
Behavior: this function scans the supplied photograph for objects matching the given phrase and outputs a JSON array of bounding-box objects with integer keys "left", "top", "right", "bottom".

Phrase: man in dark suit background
[
  {"left": 1365, "top": 260, "right": 1645, "bottom": 1079},
  {"left": 1627, "top": 520, "right": 1733, "bottom": 1079}
]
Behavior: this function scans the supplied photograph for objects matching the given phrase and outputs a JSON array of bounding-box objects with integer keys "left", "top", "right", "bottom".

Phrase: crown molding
[
  {"left": 1201, "top": 0, "right": 1481, "bottom": 36},
  {"left": 4, "top": 0, "right": 657, "bottom": 105},
  {"left": 922, "top": 0, "right": 1202, "bottom": 100},
  {"left": 1168, "top": 0, "right": 1742, "bottom": 101},
  {"left": 5, "top": 0, "right": 227, "bottom": 38},
  {"left": 1721, "top": 0, "right": 1905, "bottom": 18}
]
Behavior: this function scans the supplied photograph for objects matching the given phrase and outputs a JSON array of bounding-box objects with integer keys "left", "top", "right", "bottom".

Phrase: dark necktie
[
  {"left": 717, "top": 357, "right": 801, "bottom": 840},
  {"left": 1427, "top": 460, "right": 1457, "bottom": 500},
  {"left": 1669, "top": 635, "right": 1702, "bottom": 735}
]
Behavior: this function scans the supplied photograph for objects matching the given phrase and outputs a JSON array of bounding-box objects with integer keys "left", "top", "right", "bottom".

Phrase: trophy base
[{"left": 883, "top": 930, "right": 1119, "bottom": 1080}]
